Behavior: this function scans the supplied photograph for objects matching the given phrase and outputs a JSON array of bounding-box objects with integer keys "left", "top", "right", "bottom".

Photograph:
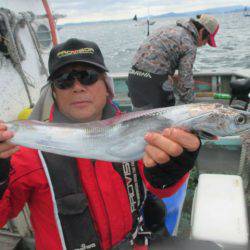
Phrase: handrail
[{"left": 42, "top": 0, "right": 58, "bottom": 45}]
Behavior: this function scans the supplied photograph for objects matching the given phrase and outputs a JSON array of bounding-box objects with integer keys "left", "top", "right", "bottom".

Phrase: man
[
  {"left": 127, "top": 14, "right": 219, "bottom": 109},
  {"left": 0, "top": 38, "right": 200, "bottom": 250}
]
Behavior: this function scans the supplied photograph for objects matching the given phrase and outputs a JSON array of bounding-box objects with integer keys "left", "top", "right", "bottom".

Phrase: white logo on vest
[{"left": 75, "top": 243, "right": 96, "bottom": 250}]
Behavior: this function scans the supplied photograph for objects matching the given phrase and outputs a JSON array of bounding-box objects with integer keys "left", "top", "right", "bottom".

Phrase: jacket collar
[{"left": 176, "top": 20, "right": 198, "bottom": 45}]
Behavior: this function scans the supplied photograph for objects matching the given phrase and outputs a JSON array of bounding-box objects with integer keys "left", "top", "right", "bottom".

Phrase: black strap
[
  {"left": 0, "top": 158, "right": 11, "bottom": 199},
  {"left": 0, "top": 157, "right": 11, "bottom": 182},
  {"left": 42, "top": 152, "right": 101, "bottom": 250}
]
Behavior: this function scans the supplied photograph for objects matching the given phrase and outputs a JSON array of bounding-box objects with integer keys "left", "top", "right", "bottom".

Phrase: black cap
[{"left": 48, "top": 38, "right": 108, "bottom": 79}]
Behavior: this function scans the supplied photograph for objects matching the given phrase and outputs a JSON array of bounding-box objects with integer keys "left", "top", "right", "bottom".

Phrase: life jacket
[{"left": 38, "top": 152, "right": 148, "bottom": 250}]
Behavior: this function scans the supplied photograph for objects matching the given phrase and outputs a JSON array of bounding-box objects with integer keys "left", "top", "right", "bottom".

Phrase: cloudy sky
[{"left": 50, "top": 0, "right": 250, "bottom": 24}]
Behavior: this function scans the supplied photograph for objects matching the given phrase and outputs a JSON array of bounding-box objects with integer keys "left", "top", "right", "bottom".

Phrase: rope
[
  {"left": 0, "top": 8, "right": 33, "bottom": 107},
  {"left": 13, "top": 18, "right": 26, "bottom": 61},
  {"left": 0, "top": 8, "right": 26, "bottom": 61},
  {"left": 238, "top": 133, "right": 250, "bottom": 193},
  {"left": 20, "top": 11, "right": 48, "bottom": 77}
]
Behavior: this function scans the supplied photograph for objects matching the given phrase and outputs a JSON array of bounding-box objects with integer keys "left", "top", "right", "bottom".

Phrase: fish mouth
[
  {"left": 237, "top": 128, "right": 250, "bottom": 135},
  {"left": 195, "top": 130, "right": 218, "bottom": 140}
]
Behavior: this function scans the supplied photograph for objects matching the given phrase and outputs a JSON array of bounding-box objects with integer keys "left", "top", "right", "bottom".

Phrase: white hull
[{"left": 0, "top": 0, "right": 55, "bottom": 121}]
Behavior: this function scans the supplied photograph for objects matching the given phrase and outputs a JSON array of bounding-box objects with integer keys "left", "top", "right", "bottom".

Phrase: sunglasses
[{"left": 51, "top": 69, "right": 100, "bottom": 89}]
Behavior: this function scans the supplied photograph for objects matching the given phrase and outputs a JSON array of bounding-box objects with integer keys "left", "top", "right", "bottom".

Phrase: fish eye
[{"left": 235, "top": 115, "right": 246, "bottom": 125}]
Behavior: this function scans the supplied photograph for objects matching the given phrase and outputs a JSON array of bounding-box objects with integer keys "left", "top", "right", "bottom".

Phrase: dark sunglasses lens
[
  {"left": 53, "top": 70, "right": 100, "bottom": 89},
  {"left": 78, "top": 70, "right": 99, "bottom": 85},
  {"left": 53, "top": 73, "right": 74, "bottom": 89}
]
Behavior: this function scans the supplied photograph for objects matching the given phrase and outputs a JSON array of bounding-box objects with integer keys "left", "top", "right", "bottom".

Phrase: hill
[{"left": 156, "top": 5, "right": 248, "bottom": 18}]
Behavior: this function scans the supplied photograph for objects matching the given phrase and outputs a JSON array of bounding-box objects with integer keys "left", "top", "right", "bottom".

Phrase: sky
[{"left": 50, "top": 0, "right": 250, "bottom": 24}]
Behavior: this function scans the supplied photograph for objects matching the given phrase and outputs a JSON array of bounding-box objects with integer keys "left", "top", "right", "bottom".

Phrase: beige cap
[{"left": 193, "top": 14, "right": 219, "bottom": 47}]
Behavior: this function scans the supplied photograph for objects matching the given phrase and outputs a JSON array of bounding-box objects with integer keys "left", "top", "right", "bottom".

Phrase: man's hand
[
  {"left": 171, "top": 74, "right": 179, "bottom": 83},
  {"left": 0, "top": 121, "right": 19, "bottom": 159},
  {"left": 143, "top": 128, "right": 200, "bottom": 167}
]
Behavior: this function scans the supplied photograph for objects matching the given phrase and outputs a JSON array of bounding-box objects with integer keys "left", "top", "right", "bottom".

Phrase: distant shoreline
[{"left": 57, "top": 4, "right": 250, "bottom": 28}]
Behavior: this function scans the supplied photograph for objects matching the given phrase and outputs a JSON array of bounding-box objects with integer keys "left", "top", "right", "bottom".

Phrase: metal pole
[{"left": 147, "top": 19, "right": 150, "bottom": 36}]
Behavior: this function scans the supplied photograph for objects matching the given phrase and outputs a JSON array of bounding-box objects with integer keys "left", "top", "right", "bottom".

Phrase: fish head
[
  {"left": 193, "top": 106, "right": 250, "bottom": 138},
  {"left": 221, "top": 107, "right": 250, "bottom": 135}
]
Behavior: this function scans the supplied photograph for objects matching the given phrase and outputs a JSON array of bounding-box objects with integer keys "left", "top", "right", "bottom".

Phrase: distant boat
[
  {"left": 244, "top": 6, "right": 250, "bottom": 17},
  {"left": 132, "top": 14, "right": 156, "bottom": 37},
  {"left": 133, "top": 14, "right": 137, "bottom": 21},
  {"left": 147, "top": 19, "right": 156, "bottom": 26},
  {"left": 134, "top": 19, "right": 156, "bottom": 26}
]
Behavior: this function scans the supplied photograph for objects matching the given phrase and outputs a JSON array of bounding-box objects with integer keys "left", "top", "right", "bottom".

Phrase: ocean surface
[{"left": 58, "top": 12, "right": 250, "bottom": 74}]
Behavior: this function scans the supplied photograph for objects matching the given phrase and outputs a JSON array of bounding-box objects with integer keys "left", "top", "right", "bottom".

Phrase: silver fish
[{"left": 6, "top": 103, "right": 250, "bottom": 162}]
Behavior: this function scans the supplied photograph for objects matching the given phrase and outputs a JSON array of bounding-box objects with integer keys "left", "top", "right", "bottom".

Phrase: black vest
[
  {"left": 39, "top": 151, "right": 146, "bottom": 250},
  {"left": 41, "top": 152, "right": 101, "bottom": 250}
]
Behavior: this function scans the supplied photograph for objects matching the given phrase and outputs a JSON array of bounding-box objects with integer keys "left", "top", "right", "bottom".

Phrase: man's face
[
  {"left": 197, "top": 28, "right": 209, "bottom": 47},
  {"left": 52, "top": 64, "right": 109, "bottom": 122}
]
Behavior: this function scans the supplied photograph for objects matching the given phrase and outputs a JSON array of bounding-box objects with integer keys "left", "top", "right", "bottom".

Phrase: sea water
[{"left": 59, "top": 12, "right": 250, "bottom": 74}]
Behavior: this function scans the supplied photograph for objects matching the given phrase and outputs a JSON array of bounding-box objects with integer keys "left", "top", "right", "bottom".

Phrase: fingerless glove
[{"left": 144, "top": 147, "right": 200, "bottom": 189}]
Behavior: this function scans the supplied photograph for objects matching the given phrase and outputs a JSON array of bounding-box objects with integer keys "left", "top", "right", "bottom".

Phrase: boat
[
  {"left": 133, "top": 19, "right": 156, "bottom": 26},
  {"left": 148, "top": 19, "right": 156, "bottom": 25},
  {"left": 133, "top": 14, "right": 138, "bottom": 21},
  {"left": 0, "top": 0, "right": 249, "bottom": 248},
  {"left": 133, "top": 7, "right": 156, "bottom": 28},
  {"left": 0, "top": 0, "right": 58, "bottom": 247},
  {"left": 244, "top": 6, "right": 250, "bottom": 17},
  {"left": 112, "top": 70, "right": 250, "bottom": 111},
  {"left": 0, "top": 0, "right": 58, "bottom": 122}
]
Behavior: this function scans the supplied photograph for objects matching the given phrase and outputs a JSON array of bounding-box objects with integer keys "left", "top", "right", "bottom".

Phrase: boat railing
[{"left": 111, "top": 71, "right": 250, "bottom": 111}]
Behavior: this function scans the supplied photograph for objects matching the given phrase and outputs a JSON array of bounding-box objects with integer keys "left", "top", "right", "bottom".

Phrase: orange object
[
  {"left": 42, "top": 0, "right": 58, "bottom": 45},
  {"left": 196, "top": 92, "right": 214, "bottom": 97}
]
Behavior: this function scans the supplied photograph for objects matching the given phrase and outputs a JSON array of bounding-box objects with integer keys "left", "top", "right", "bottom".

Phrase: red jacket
[{"left": 0, "top": 147, "right": 188, "bottom": 250}]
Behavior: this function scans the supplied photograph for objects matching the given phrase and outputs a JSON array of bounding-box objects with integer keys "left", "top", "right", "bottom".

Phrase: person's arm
[
  {"left": 176, "top": 48, "right": 196, "bottom": 104},
  {"left": 139, "top": 128, "right": 200, "bottom": 197},
  {"left": 0, "top": 121, "right": 29, "bottom": 227},
  {"left": 0, "top": 121, "right": 19, "bottom": 198}
]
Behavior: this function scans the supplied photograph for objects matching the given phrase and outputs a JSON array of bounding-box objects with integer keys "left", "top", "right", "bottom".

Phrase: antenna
[{"left": 147, "top": 4, "right": 150, "bottom": 36}]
